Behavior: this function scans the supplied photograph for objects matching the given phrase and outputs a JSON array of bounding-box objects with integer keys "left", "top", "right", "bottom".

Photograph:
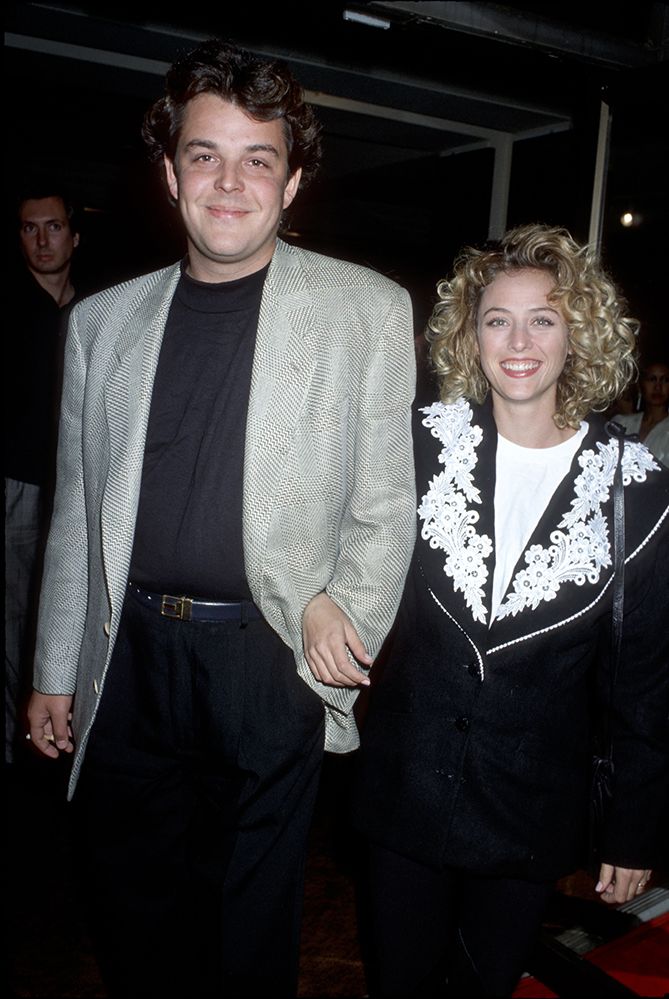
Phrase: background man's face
[
  {"left": 19, "top": 196, "right": 79, "bottom": 276},
  {"left": 165, "top": 94, "right": 301, "bottom": 282}
]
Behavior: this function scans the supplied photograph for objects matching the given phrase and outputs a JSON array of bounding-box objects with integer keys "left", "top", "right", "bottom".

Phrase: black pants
[
  {"left": 363, "top": 845, "right": 553, "bottom": 997},
  {"left": 74, "top": 590, "right": 325, "bottom": 998}
]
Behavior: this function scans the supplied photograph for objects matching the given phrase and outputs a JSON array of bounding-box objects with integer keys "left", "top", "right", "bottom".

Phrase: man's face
[
  {"left": 165, "top": 94, "right": 301, "bottom": 282},
  {"left": 19, "top": 196, "right": 79, "bottom": 276}
]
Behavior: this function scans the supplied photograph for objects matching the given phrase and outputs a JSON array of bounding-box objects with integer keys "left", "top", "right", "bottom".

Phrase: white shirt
[{"left": 491, "top": 423, "right": 588, "bottom": 622}]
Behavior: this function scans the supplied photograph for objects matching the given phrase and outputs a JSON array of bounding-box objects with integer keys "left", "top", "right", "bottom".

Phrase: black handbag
[{"left": 588, "top": 421, "right": 626, "bottom": 876}]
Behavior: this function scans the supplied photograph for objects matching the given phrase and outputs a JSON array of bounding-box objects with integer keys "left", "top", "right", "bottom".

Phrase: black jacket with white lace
[{"left": 354, "top": 397, "right": 669, "bottom": 881}]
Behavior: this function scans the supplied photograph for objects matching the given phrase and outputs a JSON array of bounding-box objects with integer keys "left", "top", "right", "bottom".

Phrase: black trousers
[
  {"left": 73, "top": 590, "right": 325, "bottom": 998},
  {"left": 363, "top": 845, "right": 554, "bottom": 998}
]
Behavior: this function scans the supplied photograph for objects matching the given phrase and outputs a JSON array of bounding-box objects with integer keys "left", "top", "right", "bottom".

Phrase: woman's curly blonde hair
[{"left": 426, "top": 223, "right": 639, "bottom": 428}]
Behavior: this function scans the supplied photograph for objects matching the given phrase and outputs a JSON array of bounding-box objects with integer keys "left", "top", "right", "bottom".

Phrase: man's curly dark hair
[{"left": 142, "top": 38, "right": 322, "bottom": 188}]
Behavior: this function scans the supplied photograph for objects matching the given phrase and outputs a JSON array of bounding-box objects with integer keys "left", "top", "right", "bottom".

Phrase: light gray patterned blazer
[{"left": 33, "top": 239, "right": 417, "bottom": 796}]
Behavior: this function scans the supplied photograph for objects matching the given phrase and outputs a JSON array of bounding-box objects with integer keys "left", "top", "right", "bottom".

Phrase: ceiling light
[{"left": 620, "top": 211, "right": 642, "bottom": 228}]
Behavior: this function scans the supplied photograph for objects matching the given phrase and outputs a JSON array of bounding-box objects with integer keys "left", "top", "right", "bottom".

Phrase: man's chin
[{"left": 30, "top": 261, "right": 70, "bottom": 275}]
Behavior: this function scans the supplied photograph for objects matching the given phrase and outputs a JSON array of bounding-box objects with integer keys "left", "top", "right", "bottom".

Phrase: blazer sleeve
[
  {"left": 326, "top": 281, "right": 417, "bottom": 665},
  {"left": 32, "top": 303, "right": 90, "bottom": 695}
]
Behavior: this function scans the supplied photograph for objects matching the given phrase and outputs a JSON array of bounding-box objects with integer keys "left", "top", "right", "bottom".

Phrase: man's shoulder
[
  {"left": 275, "top": 239, "right": 406, "bottom": 297},
  {"left": 72, "top": 263, "right": 180, "bottom": 316}
]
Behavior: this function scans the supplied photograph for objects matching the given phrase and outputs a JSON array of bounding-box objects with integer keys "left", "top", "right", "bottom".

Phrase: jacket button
[
  {"left": 103, "top": 621, "right": 111, "bottom": 636},
  {"left": 455, "top": 716, "right": 470, "bottom": 732},
  {"left": 467, "top": 663, "right": 480, "bottom": 679}
]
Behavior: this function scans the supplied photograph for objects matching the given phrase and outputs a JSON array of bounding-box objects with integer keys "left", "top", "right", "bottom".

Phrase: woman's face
[
  {"left": 640, "top": 363, "right": 669, "bottom": 411},
  {"left": 476, "top": 268, "right": 570, "bottom": 422}
]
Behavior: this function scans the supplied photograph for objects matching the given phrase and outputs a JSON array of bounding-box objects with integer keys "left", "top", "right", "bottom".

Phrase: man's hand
[
  {"left": 596, "top": 863, "right": 652, "bottom": 904},
  {"left": 27, "top": 691, "right": 74, "bottom": 758},
  {"left": 302, "top": 592, "right": 372, "bottom": 687}
]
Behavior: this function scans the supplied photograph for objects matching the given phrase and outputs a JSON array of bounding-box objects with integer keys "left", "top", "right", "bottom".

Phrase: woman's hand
[
  {"left": 596, "top": 863, "right": 652, "bottom": 904},
  {"left": 302, "top": 592, "right": 372, "bottom": 687}
]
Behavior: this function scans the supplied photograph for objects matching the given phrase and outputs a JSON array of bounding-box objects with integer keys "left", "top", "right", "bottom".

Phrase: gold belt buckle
[{"left": 161, "top": 594, "right": 193, "bottom": 621}]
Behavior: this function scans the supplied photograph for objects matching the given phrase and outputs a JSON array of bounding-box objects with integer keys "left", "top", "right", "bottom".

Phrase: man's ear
[
  {"left": 164, "top": 155, "right": 179, "bottom": 202},
  {"left": 73, "top": 233, "right": 80, "bottom": 249},
  {"left": 282, "top": 167, "right": 302, "bottom": 210}
]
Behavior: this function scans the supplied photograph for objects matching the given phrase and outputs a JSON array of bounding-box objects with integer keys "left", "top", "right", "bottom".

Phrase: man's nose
[{"left": 215, "top": 163, "right": 244, "bottom": 192}]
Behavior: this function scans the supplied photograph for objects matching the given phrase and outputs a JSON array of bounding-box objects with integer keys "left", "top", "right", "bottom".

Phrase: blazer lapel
[
  {"left": 416, "top": 400, "right": 668, "bottom": 656},
  {"left": 243, "top": 241, "right": 320, "bottom": 604},
  {"left": 101, "top": 265, "right": 180, "bottom": 618}
]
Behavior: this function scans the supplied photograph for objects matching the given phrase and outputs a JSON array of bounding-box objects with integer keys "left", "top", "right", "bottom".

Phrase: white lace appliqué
[
  {"left": 419, "top": 403, "right": 660, "bottom": 624},
  {"left": 418, "top": 400, "right": 493, "bottom": 624},
  {"left": 497, "top": 437, "right": 659, "bottom": 619}
]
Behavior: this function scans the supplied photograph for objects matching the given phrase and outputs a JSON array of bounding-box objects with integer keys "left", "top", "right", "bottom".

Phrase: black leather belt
[{"left": 128, "top": 582, "right": 262, "bottom": 623}]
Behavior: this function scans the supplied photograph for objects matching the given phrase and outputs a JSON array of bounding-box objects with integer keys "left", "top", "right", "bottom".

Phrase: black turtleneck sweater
[{"left": 129, "top": 260, "right": 269, "bottom": 600}]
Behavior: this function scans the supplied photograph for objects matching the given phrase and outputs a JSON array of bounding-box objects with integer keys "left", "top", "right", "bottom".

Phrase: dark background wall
[{"left": 6, "top": 1, "right": 668, "bottom": 358}]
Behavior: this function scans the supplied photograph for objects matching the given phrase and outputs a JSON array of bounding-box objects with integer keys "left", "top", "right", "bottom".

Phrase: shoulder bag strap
[{"left": 604, "top": 421, "right": 626, "bottom": 758}]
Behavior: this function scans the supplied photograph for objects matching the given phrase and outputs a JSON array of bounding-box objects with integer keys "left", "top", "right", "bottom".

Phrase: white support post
[
  {"left": 488, "top": 135, "right": 513, "bottom": 240},
  {"left": 588, "top": 100, "right": 612, "bottom": 256}
]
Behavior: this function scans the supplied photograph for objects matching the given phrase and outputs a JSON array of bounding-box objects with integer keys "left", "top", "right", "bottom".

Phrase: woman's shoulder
[
  {"left": 586, "top": 414, "right": 669, "bottom": 495},
  {"left": 413, "top": 398, "right": 479, "bottom": 459},
  {"left": 610, "top": 411, "right": 641, "bottom": 433},
  {"left": 412, "top": 398, "right": 497, "bottom": 500},
  {"left": 608, "top": 425, "right": 669, "bottom": 547},
  {"left": 413, "top": 397, "right": 490, "bottom": 438}
]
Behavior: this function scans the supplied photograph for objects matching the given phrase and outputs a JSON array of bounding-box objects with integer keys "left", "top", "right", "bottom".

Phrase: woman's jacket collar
[{"left": 415, "top": 396, "right": 667, "bottom": 648}]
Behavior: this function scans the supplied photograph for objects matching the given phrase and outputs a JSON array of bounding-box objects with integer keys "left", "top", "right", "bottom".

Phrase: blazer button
[
  {"left": 455, "top": 716, "right": 470, "bottom": 733},
  {"left": 103, "top": 621, "right": 111, "bottom": 637}
]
